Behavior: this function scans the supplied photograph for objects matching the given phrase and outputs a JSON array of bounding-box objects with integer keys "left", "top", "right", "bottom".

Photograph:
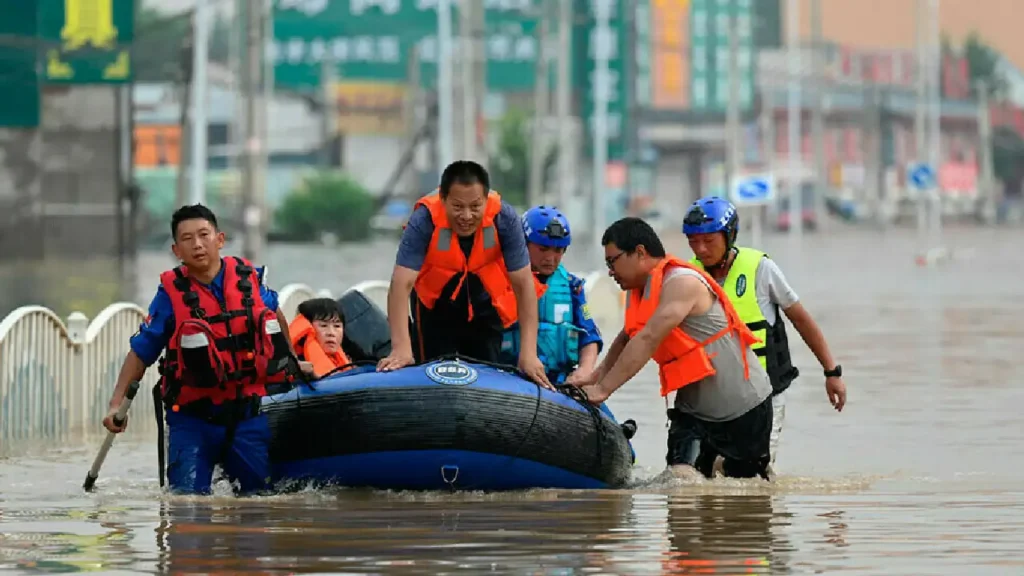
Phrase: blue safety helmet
[
  {"left": 682, "top": 196, "right": 740, "bottom": 247},
  {"left": 522, "top": 205, "right": 572, "bottom": 248}
]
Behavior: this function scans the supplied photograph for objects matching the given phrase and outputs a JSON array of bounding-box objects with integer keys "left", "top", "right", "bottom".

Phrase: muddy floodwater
[{"left": 2, "top": 227, "right": 1023, "bottom": 574}]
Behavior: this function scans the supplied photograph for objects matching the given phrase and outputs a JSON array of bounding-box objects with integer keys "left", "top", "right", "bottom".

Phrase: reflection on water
[
  {"left": 4, "top": 227, "right": 1024, "bottom": 573},
  {"left": 4, "top": 455, "right": 1024, "bottom": 575}
]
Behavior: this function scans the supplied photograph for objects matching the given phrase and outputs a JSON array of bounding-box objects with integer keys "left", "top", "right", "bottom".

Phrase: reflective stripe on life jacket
[
  {"left": 412, "top": 190, "right": 518, "bottom": 327},
  {"left": 158, "top": 257, "right": 287, "bottom": 408},
  {"left": 690, "top": 247, "right": 799, "bottom": 395},
  {"left": 288, "top": 313, "right": 351, "bottom": 378},
  {"left": 501, "top": 264, "right": 582, "bottom": 376},
  {"left": 623, "top": 255, "right": 760, "bottom": 397}
]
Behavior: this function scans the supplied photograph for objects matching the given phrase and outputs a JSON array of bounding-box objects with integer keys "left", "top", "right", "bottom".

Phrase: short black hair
[
  {"left": 439, "top": 160, "right": 490, "bottom": 199},
  {"left": 171, "top": 204, "right": 219, "bottom": 241},
  {"left": 601, "top": 217, "right": 667, "bottom": 258},
  {"left": 297, "top": 298, "right": 344, "bottom": 325}
]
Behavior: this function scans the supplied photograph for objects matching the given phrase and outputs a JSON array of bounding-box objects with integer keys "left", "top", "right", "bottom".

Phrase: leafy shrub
[{"left": 275, "top": 171, "right": 376, "bottom": 242}]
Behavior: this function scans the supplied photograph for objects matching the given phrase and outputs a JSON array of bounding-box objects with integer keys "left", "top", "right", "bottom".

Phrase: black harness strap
[{"left": 153, "top": 382, "right": 166, "bottom": 488}]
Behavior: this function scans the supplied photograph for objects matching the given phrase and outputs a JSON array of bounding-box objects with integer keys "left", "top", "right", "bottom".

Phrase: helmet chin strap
[{"left": 704, "top": 246, "right": 737, "bottom": 276}]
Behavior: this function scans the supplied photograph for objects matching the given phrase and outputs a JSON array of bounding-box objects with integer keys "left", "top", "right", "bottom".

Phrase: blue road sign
[
  {"left": 909, "top": 163, "right": 935, "bottom": 191},
  {"left": 731, "top": 173, "right": 775, "bottom": 205}
]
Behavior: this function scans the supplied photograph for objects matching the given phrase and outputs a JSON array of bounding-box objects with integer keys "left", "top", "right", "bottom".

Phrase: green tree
[
  {"left": 993, "top": 126, "right": 1024, "bottom": 194},
  {"left": 275, "top": 171, "right": 376, "bottom": 242},
  {"left": 962, "top": 32, "right": 1008, "bottom": 99},
  {"left": 954, "top": 32, "right": 1024, "bottom": 192},
  {"left": 134, "top": 7, "right": 232, "bottom": 83},
  {"left": 488, "top": 108, "right": 558, "bottom": 209}
]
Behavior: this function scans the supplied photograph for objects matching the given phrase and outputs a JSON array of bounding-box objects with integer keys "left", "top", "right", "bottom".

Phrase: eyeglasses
[{"left": 605, "top": 251, "right": 627, "bottom": 269}]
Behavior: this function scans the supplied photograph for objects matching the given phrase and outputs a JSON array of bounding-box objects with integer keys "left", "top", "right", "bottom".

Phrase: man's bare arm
[
  {"left": 108, "top": 351, "right": 147, "bottom": 410},
  {"left": 386, "top": 265, "right": 418, "bottom": 356},
  {"left": 577, "top": 342, "right": 599, "bottom": 373},
  {"left": 596, "top": 275, "right": 702, "bottom": 397},
  {"left": 783, "top": 302, "right": 837, "bottom": 371},
  {"left": 509, "top": 267, "right": 540, "bottom": 355},
  {"left": 593, "top": 329, "right": 629, "bottom": 380}
]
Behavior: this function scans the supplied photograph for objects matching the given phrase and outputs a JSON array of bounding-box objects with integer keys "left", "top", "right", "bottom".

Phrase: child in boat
[{"left": 289, "top": 298, "right": 352, "bottom": 378}]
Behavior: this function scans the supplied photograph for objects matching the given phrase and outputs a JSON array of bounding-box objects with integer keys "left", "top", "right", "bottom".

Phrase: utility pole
[
  {"left": 458, "top": 0, "right": 473, "bottom": 160},
  {"left": 810, "top": 0, "right": 827, "bottom": 230},
  {"left": 914, "top": 0, "right": 927, "bottom": 244},
  {"left": 472, "top": 0, "right": 486, "bottom": 159},
  {"left": 528, "top": 1, "right": 550, "bottom": 208},
  {"left": 556, "top": 0, "right": 572, "bottom": 212},
  {"left": 591, "top": 0, "right": 612, "bottom": 241},
  {"left": 863, "top": 85, "right": 882, "bottom": 226},
  {"left": 725, "top": 3, "right": 740, "bottom": 205},
  {"left": 786, "top": 0, "right": 802, "bottom": 239},
  {"left": 320, "top": 56, "right": 337, "bottom": 167},
  {"left": 927, "top": 0, "right": 942, "bottom": 249},
  {"left": 437, "top": 0, "right": 454, "bottom": 168},
  {"left": 624, "top": 0, "right": 638, "bottom": 205},
  {"left": 726, "top": 1, "right": 759, "bottom": 245},
  {"left": 977, "top": 80, "right": 995, "bottom": 224},
  {"left": 189, "top": 0, "right": 210, "bottom": 205},
  {"left": 241, "top": 0, "right": 266, "bottom": 262},
  {"left": 762, "top": 90, "right": 775, "bottom": 174},
  {"left": 227, "top": 0, "right": 242, "bottom": 178},
  {"left": 175, "top": 19, "right": 194, "bottom": 210},
  {"left": 404, "top": 45, "right": 423, "bottom": 197}
]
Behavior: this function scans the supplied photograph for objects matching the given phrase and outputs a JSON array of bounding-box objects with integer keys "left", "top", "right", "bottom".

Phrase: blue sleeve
[
  {"left": 129, "top": 286, "right": 176, "bottom": 367},
  {"left": 569, "top": 274, "right": 603, "bottom": 353},
  {"left": 395, "top": 206, "right": 434, "bottom": 271},
  {"left": 495, "top": 202, "right": 530, "bottom": 272},
  {"left": 256, "top": 266, "right": 279, "bottom": 312}
]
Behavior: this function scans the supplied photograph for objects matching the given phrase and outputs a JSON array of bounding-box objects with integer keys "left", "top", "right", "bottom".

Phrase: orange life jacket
[
  {"left": 159, "top": 257, "right": 287, "bottom": 408},
  {"left": 412, "top": 190, "right": 518, "bottom": 327},
  {"left": 288, "top": 314, "right": 351, "bottom": 378},
  {"left": 533, "top": 272, "right": 548, "bottom": 298},
  {"left": 623, "top": 255, "right": 761, "bottom": 397}
]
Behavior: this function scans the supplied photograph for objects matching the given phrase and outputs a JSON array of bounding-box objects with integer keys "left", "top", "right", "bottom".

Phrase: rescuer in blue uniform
[
  {"left": 500, "top": 206, "right": 603, "bottom": 384},
  {"left": 102, "top": 204, "right": 300, "bottom": 496}
]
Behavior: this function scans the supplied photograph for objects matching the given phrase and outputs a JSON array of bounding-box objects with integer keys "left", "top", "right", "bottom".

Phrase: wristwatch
[{"left": 824, "top": 364, "right": 842, "bottom": 378}]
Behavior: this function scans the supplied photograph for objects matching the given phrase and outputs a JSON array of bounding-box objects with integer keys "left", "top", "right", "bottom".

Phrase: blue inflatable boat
[{"left": 261, "top": 291, "right": 636, "bottom": 492}]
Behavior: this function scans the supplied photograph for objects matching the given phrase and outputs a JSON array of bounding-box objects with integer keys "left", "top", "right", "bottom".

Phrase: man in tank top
[{"left": 569, "top": 217, "right": 774, "bottom": 480}]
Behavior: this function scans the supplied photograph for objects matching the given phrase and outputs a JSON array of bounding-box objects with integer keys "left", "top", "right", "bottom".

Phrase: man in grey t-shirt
[{"left": 571, "top": 217, "right": 775, "bottom": 480}]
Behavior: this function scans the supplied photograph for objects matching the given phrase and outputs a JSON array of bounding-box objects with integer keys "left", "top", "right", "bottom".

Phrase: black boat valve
[{"left": 621, "top": 419, "right": 637, "bottom": 440}]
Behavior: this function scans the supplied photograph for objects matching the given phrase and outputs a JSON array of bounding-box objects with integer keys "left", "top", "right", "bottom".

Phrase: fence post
[{"left": 67, "top": 311, "right": 88, "bottom": 432}]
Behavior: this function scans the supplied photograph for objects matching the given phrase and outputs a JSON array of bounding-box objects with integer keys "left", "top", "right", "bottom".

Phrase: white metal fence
[{"left": 0, "top": 274, "right": 625, "bottom": 446}]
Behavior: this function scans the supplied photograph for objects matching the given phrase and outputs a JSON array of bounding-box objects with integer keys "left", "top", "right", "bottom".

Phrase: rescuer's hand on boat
[
  {"left": 581, "top": 382, "right": 610, "bottom": 405},
  {"left": 519, "top": 352, "right": 553, "bottom": 390},
  {"left": 377, "top": 348, "right": 415, "bottom": 372},
  {"left": 565, "top": 366, "right": 595, "bottom": 388}
]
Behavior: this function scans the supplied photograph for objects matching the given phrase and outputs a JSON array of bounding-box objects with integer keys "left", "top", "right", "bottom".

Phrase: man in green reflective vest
[{"left": 682, "top": 196, "right": 846, "bottom": 477}]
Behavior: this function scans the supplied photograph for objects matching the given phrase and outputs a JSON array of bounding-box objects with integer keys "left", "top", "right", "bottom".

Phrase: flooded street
[{"left": 3, "top": 226, "right": 1024, "bottom": 574}]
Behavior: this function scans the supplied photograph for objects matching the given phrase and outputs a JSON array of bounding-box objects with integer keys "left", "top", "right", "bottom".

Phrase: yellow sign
[
  {"left": 332, "top": 82, "right": 409, "bottom": 135},
  {"left": 61, "top": 0, "right": 118, "bottom": 50},
  {"left": 42, "top": 0, "right": 133, "bottom": 83}
]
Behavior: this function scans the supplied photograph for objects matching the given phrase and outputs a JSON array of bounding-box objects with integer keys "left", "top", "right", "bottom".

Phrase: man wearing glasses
[{"left": 570, "top": 217, "right": 774, "bottom": 481}]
